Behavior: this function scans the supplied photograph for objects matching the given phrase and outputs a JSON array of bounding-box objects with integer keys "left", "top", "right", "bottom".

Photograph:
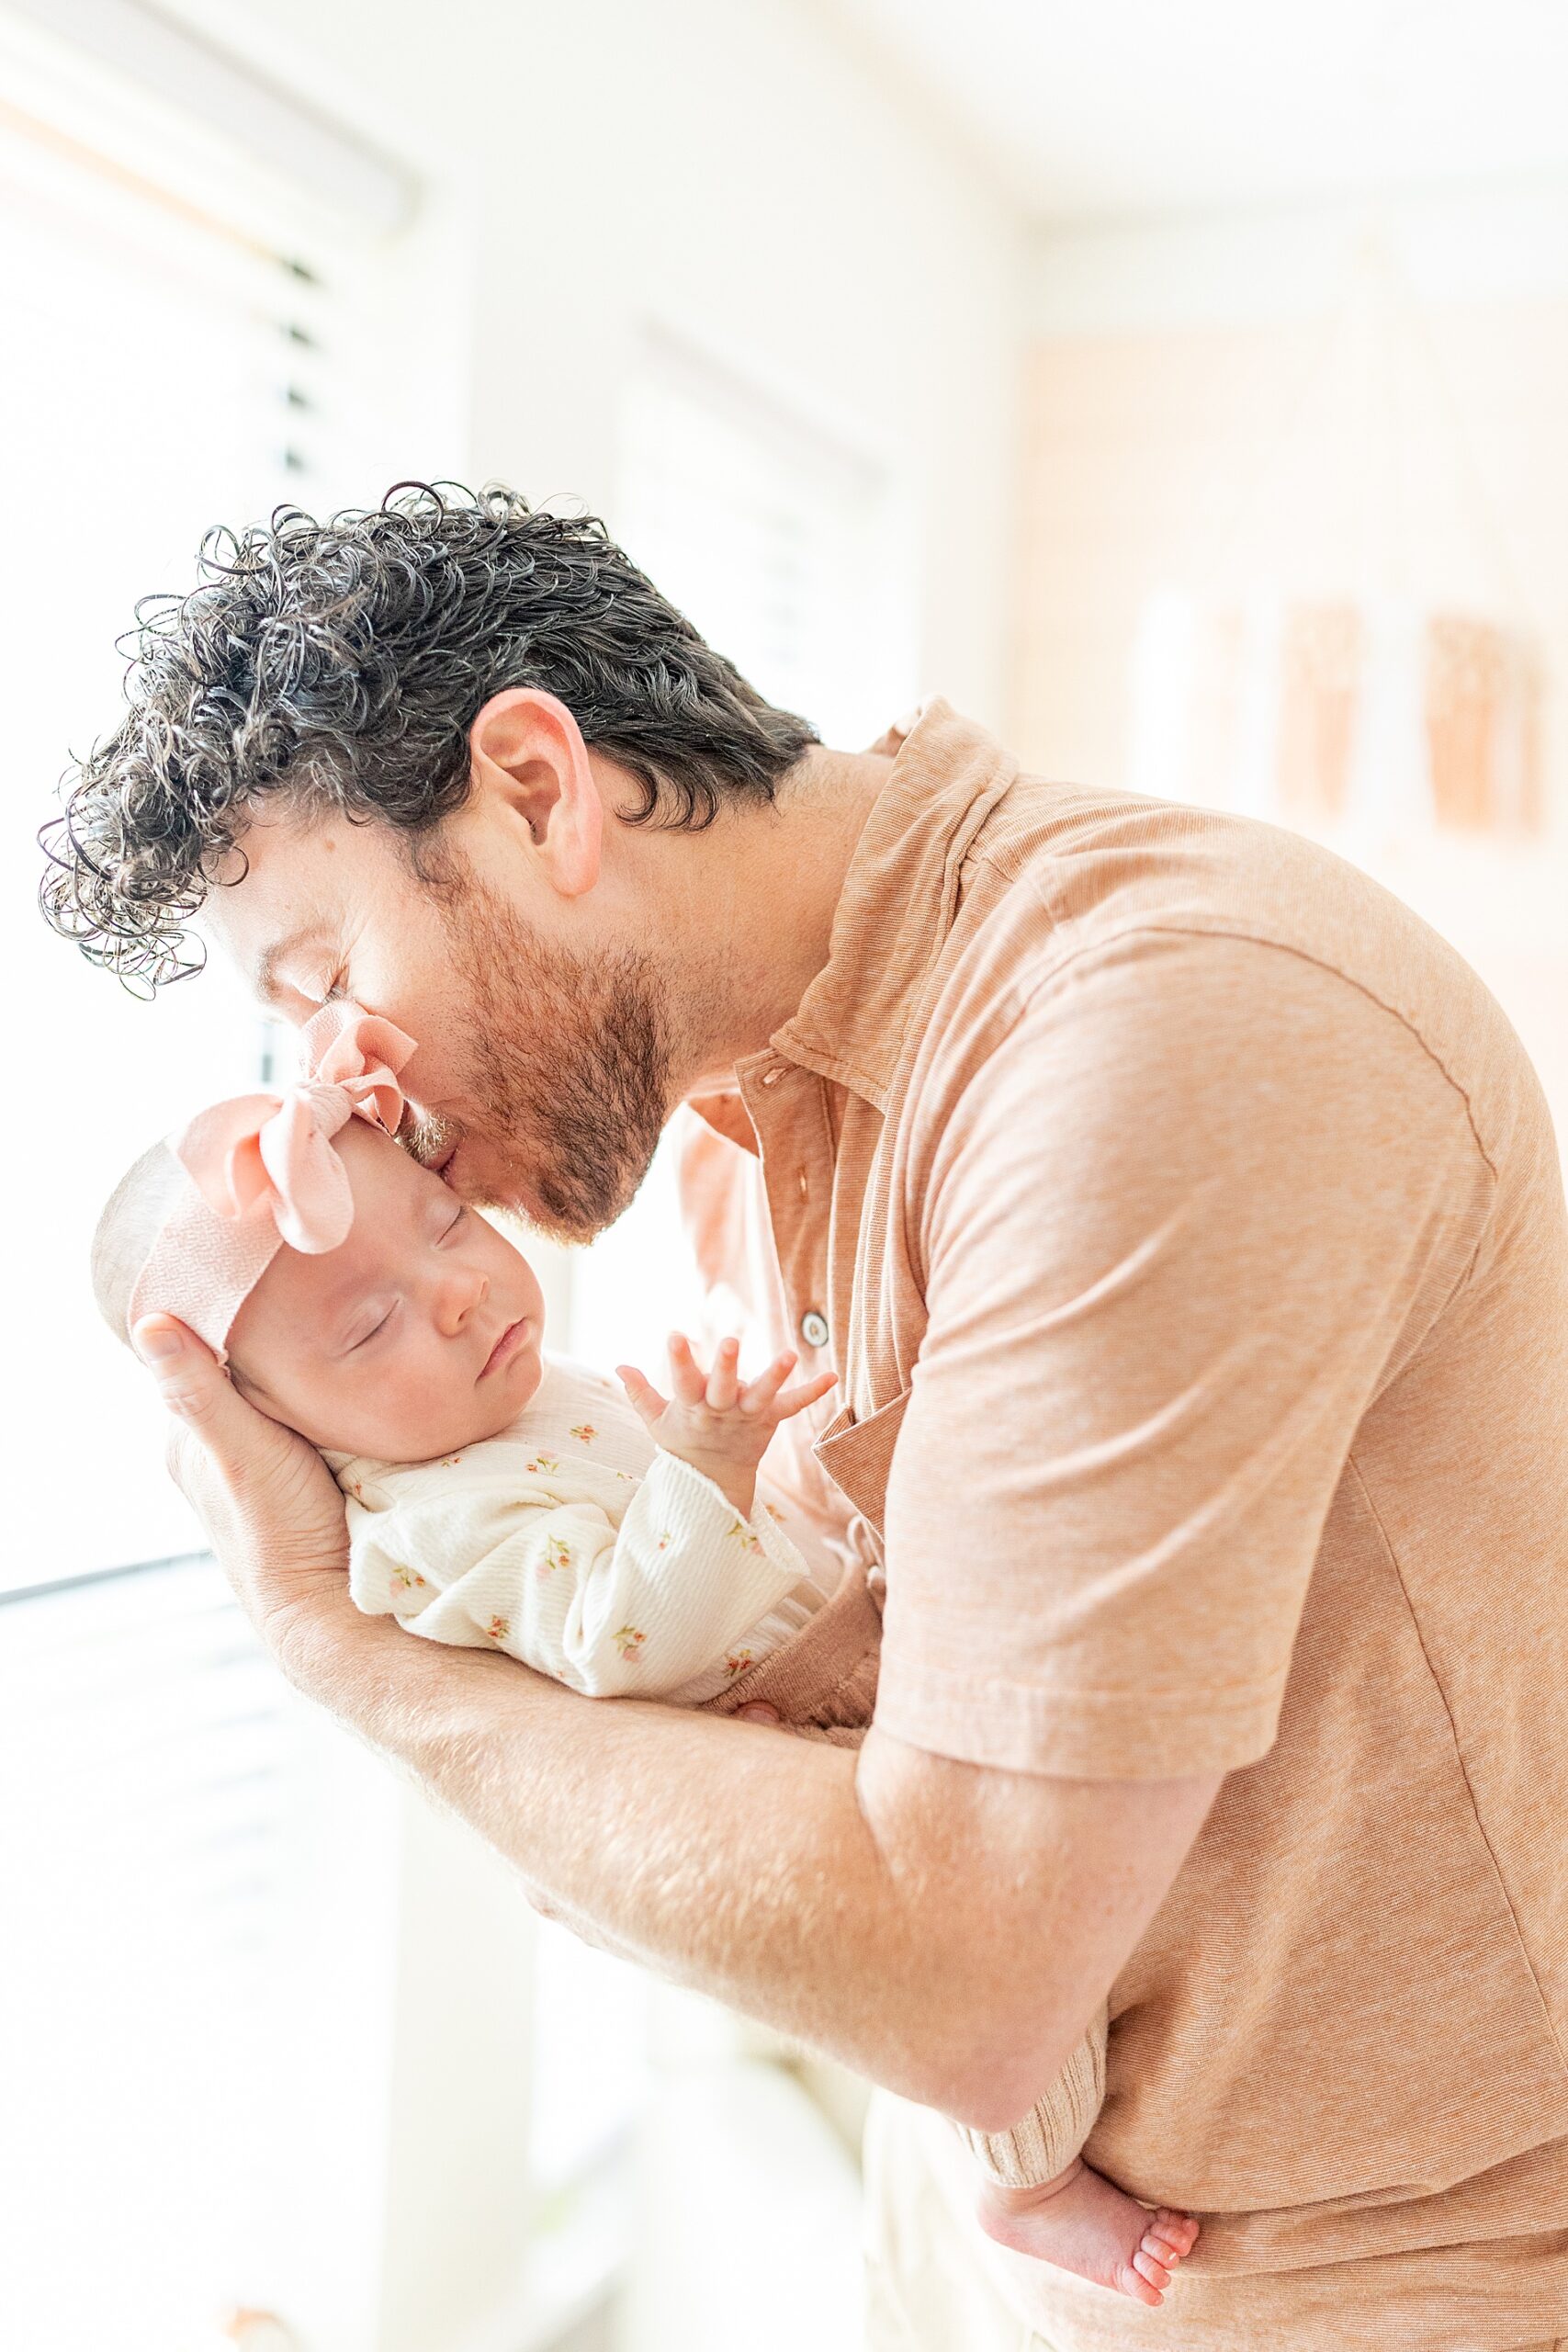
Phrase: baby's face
[{"left": 227, "top": 1115, "right": 546, "bottom": 1461}]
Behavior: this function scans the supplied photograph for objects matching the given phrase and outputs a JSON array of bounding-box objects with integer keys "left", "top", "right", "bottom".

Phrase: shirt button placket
[{"left": 748, "top": 1057, "right": 833, "bottom": 1365}]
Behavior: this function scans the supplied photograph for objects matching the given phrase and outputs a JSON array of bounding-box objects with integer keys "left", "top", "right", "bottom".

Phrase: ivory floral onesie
[{"left": 332, "top": 1355, "right": 833, "bottom": 1701}]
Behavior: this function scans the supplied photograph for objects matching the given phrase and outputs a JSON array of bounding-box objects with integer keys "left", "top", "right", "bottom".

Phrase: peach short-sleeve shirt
[{"left": 680, "top": 702, "right": 1568, "bottom": 2348}]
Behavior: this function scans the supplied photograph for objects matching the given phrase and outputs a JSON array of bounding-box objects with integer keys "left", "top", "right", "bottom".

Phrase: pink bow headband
[{"left": 128, "top": 1003, "right": 416, "bottom": 1363}]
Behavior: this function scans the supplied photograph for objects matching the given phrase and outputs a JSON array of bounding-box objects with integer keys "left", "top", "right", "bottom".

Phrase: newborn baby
[
  {"left": 96, "top": 1003, "right": 1198, "bottom": 2309},
  {"left": 95, "top": 1006, "right": 839, "bottom": 1707}
]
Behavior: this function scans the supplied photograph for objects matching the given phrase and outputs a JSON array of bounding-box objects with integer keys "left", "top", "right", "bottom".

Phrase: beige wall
[
  {"left": 1012, "top": 195, "right": 1568, "bottom": 1136},
  {"left": 1013, "top": 298, "right": 1568, "bottom": 800}
]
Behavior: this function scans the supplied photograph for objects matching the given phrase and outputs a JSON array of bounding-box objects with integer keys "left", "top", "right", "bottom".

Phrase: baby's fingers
[
  {"left": 738, "top": 1350, "right": 798, "bottom": 1415},
  {"left": 705, "top": 1336, "right": 741, "bottom": 1412},
  {"left": 665, "top": 1331, "right": 709, "bottom": 1408},
  {"left": 616, "top": 1364, "right": 669, "bottom": 1430},
  {"left": 773, "top": 1370, "right": 839, "bottom": 1420}
]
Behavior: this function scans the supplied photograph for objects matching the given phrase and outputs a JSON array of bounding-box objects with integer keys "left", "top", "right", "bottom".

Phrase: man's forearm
[
  {"left": 142, "top": 1307, "right": 1022, "bottom": 2114},
  {"left": 269, "top": 1573, "right": 1219, "bottom": 2132},
  {"left": 288, "top": 1596, "right": 1010, "bottom": 2116}
]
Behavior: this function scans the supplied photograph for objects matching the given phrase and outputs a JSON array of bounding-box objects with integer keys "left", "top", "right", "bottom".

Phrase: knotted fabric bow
[{"left": 128, "top": 1003, "right": 416, "bottom": 1363}]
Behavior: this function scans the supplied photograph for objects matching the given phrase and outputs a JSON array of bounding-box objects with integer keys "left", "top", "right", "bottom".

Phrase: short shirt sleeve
[{"left": 874, "top": 929, "right": 1490, "bottom": 1781}]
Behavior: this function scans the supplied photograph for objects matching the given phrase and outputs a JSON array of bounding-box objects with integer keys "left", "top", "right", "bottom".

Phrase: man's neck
[{"left": 673, "top": 742, "right": 890, "bottom": 1101}]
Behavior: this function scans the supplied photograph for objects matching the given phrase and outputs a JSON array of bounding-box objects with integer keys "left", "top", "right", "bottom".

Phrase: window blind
[
  {"left": 5, "top": 69, "right": 340, "bottom": 1589},
  {"left": 0, "top": 1559, "right": 309, "bottom": 2350},
  {"left": 0, "top": 40, "right": 549, "bottom": 2352},
  {"left": 0, "top": 1550, "right": 416, "bottom": 2352},
  {"left": 1, "top": 66, "right": 409, "bottom": 2338}
]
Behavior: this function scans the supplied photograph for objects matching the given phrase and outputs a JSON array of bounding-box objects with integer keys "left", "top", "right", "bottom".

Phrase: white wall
[
  {"left": 1026, "top": 181, "right": 1568, "bottom": 335},
  {"left": 165, "top": 0, "right": 1024, "bottom": 733}
]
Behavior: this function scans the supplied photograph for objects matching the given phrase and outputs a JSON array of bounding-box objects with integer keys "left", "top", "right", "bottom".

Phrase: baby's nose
[{"left": 438, "top": 1266, "right": 488, "bottom": 1333}]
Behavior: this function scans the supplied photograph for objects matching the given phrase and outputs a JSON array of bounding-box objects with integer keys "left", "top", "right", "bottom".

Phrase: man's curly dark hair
[{"left": 39, "top": 481, "right": 818, "bottom": 992}]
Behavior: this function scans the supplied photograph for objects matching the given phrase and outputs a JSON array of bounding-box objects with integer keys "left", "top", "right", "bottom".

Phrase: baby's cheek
[
  {"left": 400, "top": 1345, "right": 465, "bottom": 1445},
  {"left": 370, "top": 1335, "right": 512, "bottom": 1459},
  {"left": 349, "top": 1344, "right": 434, "bottom": 1454}
]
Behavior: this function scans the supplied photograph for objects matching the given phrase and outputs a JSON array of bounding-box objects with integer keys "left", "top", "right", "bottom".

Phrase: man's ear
[{"left": 467, "top": 688, "right": 604, "bottom": 899}]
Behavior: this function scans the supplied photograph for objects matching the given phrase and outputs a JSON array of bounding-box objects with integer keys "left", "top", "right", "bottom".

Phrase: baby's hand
[{"left": 616, "top": 1334, "right": 835, "bottom": 1517}]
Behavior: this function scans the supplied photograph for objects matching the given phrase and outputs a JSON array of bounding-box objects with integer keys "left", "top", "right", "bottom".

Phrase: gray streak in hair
[{"left": 39, "top": 481, "right": 818, "bottom": 993}]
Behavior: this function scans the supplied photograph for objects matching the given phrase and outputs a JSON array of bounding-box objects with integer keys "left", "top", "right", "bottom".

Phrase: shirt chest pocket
[{"left": 812, "top": 1384, "right": 912, "bottom": 1547}]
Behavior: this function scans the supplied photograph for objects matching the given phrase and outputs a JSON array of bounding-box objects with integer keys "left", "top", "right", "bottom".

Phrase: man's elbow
[
  {"left": 926, "top": 2064, "right": 1050, "bottom": 2139},
  {"left": 908, "top": 2013, "right": 1072, "bottom": 2137}
]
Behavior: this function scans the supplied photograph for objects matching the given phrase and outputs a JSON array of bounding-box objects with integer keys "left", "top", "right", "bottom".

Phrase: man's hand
[{"left": 132, "top": 1315, "right": 355, "bottom": 1677}]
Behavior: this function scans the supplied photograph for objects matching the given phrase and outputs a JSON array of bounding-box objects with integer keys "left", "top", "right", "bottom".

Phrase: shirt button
[
  {"left": 761, "top": 1067, "right": 784, "bottom": 1088},
  {"left": 800, "top": 1310, "right": 829, "bottom": 1350}
]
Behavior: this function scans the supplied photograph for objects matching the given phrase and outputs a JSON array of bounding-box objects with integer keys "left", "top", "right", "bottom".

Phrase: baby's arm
[{"left": 346, "top": 1449, "right": 814, "bottom": 1700}]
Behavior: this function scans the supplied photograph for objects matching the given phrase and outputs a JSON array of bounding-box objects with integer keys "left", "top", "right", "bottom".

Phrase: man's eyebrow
[{"left": 254, "top": 924, "right": 330, "bottom": 1006}]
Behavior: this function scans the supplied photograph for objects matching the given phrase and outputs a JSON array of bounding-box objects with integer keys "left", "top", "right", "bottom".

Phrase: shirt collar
[{"left": 761, "top": 697, "right": 1017, "bottom": 1113}]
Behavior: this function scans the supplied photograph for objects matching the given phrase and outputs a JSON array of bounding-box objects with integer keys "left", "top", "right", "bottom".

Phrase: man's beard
[{"left": 414, "top": 867, "right": 675, "bottom": 1243}]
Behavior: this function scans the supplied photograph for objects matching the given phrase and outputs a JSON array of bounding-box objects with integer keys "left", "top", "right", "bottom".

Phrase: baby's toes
[
  {"left": 1149, "top": 2209, "right": 1200, "bottom": 2258},
  {"left": 1132, "top": 2245, "right": 1171, "bottom": 2293},
  {"left": 1117, "top": 2260, "right": 1166, "bottom": 2309}
]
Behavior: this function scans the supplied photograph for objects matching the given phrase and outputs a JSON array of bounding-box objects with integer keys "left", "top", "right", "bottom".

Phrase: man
[{"left": 44, "top": 485, "right": 1568, "bottom": 2350}]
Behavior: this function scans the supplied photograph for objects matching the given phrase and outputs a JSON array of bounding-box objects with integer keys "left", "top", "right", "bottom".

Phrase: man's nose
[{"left": 434, "top": 1264, "right": 488, "bottom": 1336}]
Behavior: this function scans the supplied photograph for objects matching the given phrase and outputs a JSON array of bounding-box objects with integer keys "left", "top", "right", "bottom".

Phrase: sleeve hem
[
  {"left": 649, "top": 1450, "right": 814, "bottom": 1591},
  {"left": 873, "top": 1655, "right": 1288, "bottom": 1780}
]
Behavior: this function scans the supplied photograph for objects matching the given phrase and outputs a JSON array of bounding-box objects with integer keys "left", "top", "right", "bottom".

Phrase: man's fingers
[
  {"left": 135, "top": 1314, "right": 323, "bottom": 1498},
  {"left": 133, "top": 1317, "right": 244, "bottom": 1451},
  {"left": 132, "top": 1323, "right": 355, "bottom": 1658}
]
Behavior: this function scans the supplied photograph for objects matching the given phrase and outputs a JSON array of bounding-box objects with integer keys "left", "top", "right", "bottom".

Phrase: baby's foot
[{"left": 976, "top": 2156, "right": 1200, "bottom": 2307}]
